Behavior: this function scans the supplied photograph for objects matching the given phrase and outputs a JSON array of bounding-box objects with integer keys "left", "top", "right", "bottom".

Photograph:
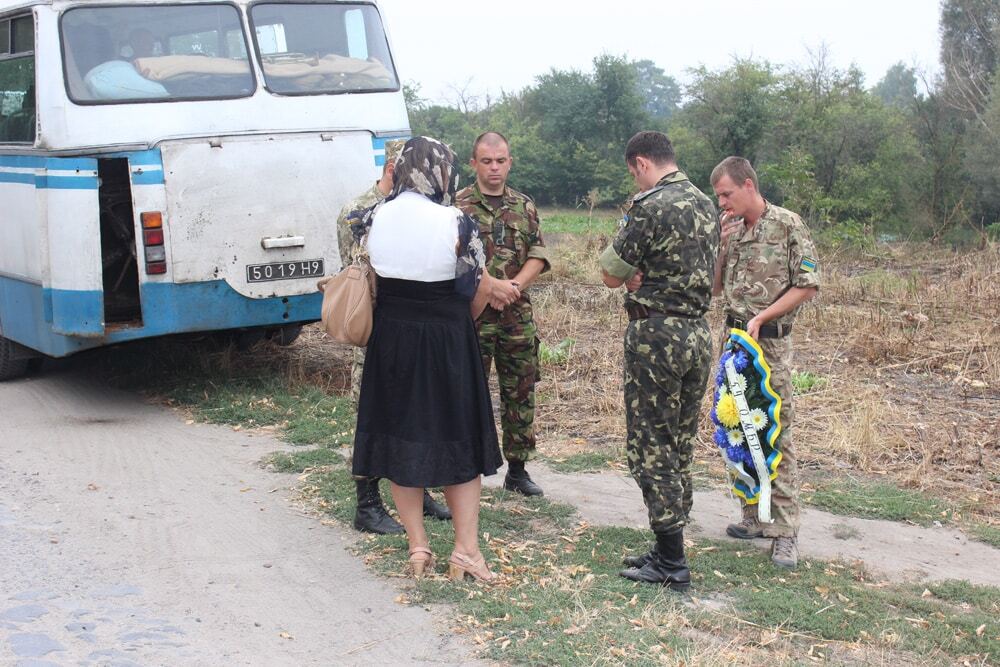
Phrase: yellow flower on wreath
[{"left": 716, "top": 392, "right": 740, "bottom": 428}]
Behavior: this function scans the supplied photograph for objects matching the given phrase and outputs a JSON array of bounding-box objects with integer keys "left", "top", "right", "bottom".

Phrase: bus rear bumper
[{"left": 0, "top": 276, "right": 322, "bottom": 357}]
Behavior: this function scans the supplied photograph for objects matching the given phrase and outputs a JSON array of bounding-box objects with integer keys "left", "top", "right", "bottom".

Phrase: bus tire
[{"left": 0, "top": 336, "right": 29, "bottom": 381}]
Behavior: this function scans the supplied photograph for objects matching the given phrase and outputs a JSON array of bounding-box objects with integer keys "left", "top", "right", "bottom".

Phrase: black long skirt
[{"left": 352, "top": 277, "right": 502, "bottom": 487}]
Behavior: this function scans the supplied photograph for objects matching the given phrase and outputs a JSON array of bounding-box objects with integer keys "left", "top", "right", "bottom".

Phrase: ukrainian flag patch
[{"left": 800, "top": 257, "right": 817, "bottom": 273}]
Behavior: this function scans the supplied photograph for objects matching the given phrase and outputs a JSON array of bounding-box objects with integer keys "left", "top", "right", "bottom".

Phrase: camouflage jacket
[
  {"left": 600, "top": 171, "right": 719, "bottom": 318},
  {"left": 721, "top": 202, "right": 820, "bottom": 326},
  {"left": 336, "top": 183, "right": 384, "bottom": 266},
  {"left": 455, "top": 183, "right": 550, "bottom": 324}
]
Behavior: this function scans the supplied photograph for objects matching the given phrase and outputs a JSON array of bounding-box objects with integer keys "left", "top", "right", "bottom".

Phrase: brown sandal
[
  {"left": 447, "top": 551, "right": 495, "bottom": 583},
  {"left": 408, "top": 546, "right": 434, "bottom": 578}
]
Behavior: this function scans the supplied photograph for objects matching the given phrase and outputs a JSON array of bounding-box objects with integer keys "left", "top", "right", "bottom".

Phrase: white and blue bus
[{"left": 0, "top": 0, "right": 408, "bottom": 379}]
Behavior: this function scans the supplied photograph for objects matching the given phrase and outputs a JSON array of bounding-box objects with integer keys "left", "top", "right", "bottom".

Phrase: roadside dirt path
[
  {"left": 486, "top": 466, "right": 1000, "bottom": 588},
  {"left": 0, "top": 370, "right": 480, "bottom": 667}
]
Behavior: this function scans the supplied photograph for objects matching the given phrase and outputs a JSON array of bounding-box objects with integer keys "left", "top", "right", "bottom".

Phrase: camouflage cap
[{"left": 385, "top": 138, "right": 406, "bottom": 165}]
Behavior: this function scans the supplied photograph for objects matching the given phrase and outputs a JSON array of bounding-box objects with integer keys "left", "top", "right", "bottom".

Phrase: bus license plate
[{"left": 246, "top": 259, "right": 324, "bottom": 283}]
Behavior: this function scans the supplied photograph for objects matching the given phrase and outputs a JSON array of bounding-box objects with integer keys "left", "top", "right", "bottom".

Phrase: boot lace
[{"left": 773, "top": 537, "right": 796, "bottom": 560}]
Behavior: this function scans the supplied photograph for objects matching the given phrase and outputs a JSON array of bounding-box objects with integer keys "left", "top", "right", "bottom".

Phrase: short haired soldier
[
  {"left": 335, "top": 139, "right": 451, "bottom": 533},
  {"left": 455, "top": 132, "right": 551, "bottom": 497},
  {"left": 711, "top": 156, "right": 819, "bottom": 568},
  {"left": 600, "top": 131, "right": 719, "bottom": 590}
]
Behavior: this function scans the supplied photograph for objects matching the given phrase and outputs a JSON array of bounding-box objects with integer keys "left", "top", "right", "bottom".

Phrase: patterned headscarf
[
  {"left": 351, "top": 136, "right": 461, "bottom": 241},
  {"left": 349, "top": 136, "right": 485, "bottom": 297},
  {"left": 387, "top": 136, "right": 460, "bottom": 206}
]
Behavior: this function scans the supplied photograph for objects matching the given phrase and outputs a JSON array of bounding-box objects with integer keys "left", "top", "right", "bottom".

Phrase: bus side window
[{"left": 0, "top": 15, "right": 35, "bottom": 144}]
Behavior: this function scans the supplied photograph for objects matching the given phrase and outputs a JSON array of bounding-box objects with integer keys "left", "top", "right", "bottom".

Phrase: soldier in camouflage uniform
[
  {"left": 711, "top": 156, "right": 820, "bottom": 569},
  {"left": 600, "top": 131, "right": 719, "bottom": 590},
  {"left": 335, "top": 139, "right": 451, "bottom": 533},
  {"left": 455, "top": 132, "right": 550, "bottom": 496}
]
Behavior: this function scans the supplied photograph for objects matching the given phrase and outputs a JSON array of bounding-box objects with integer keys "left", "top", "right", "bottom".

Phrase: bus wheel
[{"left": 0, "top": 336, "right": 29, "bottom": 381}]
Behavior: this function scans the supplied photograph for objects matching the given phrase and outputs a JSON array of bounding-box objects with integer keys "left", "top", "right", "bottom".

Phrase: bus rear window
[
  {"left": 249, "top": 3, "right": 398, "bottom": 96},
  {"left": 61, "top": 4, "right": 255, "bottom": 104}
]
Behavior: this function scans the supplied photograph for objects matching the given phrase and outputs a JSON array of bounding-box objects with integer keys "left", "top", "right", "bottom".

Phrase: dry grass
[
  {"left": 528, "top": 236, "right": 1000, "bottom": 526},
  {"left": 267, "top": 236, "right": 999, "bottom": 527}
]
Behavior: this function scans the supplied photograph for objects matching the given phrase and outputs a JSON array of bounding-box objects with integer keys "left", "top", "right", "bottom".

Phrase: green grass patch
[
  {"left": 545, "top": 450, "right": 616, "bottom": 473},
  {"left": 969, "top": 523, "right": 1000, "bottom": 548},
  {"left": 93, "top": 336, "right": 355, "bottom": 448},
  {"left": 804, "top": 479, "right": 951, "bottom": 525},
  {"left": 287, "top": 460, "right": 999, "bottom": 664},
  {"left": 792, "top": 370, "right": 828, "bottom": 394},
  {"left": 266, "top": 447, "right": 344, "bottom": 473},
  {"left": 172, "top": 378, "right": 354, "bottom": 447},
  {"left": 539, "top": 337, "right": 575, "bottom": 366},
  {"left": 541, "top": 210, "right": 618, "bottom": 235},
  {"left": 851, "top": 268, "right": 921, "bottom": 296}
]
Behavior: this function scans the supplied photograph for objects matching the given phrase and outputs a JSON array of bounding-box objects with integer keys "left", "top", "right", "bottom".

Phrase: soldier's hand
[
  {"left": 491, "top": 279, "right": 521, "bottom": 307},
  {"left": 746, "top": 316, "right": 762, "bottom": 340},
  {"left": 720, "top": 213, "right": 743, "bottom": 245},
  {"left": 625, "top": 271, "right": 643, "bottom": 293}
]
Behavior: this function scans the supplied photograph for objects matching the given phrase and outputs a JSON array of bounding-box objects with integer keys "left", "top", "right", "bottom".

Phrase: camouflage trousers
[
  {"left": 477, "top": 317, "right": 539, "bottom": 464},
  {"left": 351, "top": 346, "right": 369, "bottom": 482},
  {"left": 624, "top": 316, "right": 712, "bottom": 534},
  {"left": 351, "top": 346, "right": 366, "bottom": 407},
  {"left": 732, "top": 334, "right": 799, "bottom": 538}
]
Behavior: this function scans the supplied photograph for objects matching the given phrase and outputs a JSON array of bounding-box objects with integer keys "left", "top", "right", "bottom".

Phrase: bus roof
[{"left": 1, "top": 0, "right": 381, "bottom": 9}]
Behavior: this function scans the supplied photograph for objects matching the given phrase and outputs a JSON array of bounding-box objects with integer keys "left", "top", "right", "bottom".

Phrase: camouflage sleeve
[
  {"left": 336, "top": 204, "right": 355, "bottom": 265},
  {"left": 523, "top": 200, "right": 551, "bottom": 274},
  {"left": 599, "top": 224, "right": 637, "bottom": 280},
  {"left": 787, "top": 217, "right": 820, "bottom": 289},
  {"left": 336, "top": 186, "right": 384, "bottom": 265},
  {"left": 600, "top": 202, "right": 665, "bottom": 280}
]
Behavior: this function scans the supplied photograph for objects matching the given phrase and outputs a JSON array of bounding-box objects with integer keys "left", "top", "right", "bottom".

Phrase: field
[
  {"left": 96, "top": 209, "right": 1000, "bottom": 665},
  {"left": 531, "top": 209, "right": 1000, "bottom": 532}
]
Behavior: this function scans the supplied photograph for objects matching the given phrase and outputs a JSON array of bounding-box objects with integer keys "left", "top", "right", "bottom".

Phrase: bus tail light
[{"left": 140, "top": 211, "right": 166, "bottom": 275}]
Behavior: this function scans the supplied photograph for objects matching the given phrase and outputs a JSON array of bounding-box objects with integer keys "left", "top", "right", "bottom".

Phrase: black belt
[
  {"left": 725, "top": 314, "right": 791, "bottom": 338},
  {"left": 625, "top": 302, "right": 699, "bottom": 322}
]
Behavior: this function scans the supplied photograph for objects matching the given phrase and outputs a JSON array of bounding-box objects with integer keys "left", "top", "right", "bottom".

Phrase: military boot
[
  {"left": 503, "top": 461, "right": 544, "bottom": 497},
  {"left": 619, "top": 529, "right": 691, "bottom": 592},
  {"left": 771, "top": 536, "right": 799, "bottom": 569},
  {"left": 423, "top": 490, "right": 452, "bottom": 520},
  {"left": 726, "top": 505, "right": 764, "bottom": 539},
  {"left": 353, "top": 478, "right": 404, "bottom": 534},
  {"left": 622, "top": 544, "right": 656, "bottom": 568}
]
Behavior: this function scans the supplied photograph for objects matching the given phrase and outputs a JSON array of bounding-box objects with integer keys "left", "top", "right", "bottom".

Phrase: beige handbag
[{"left": 317, "top": 257, "right": 377, "bottom": 347}]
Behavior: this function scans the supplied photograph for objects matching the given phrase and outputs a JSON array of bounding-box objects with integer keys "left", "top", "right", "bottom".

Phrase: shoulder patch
[{"left": 800, "top": 257, "right": 817, "bottom": 273}]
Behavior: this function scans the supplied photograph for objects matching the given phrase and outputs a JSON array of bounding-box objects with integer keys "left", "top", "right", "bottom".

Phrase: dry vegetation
[
  {"left": 529, "top": 234, "right": 1000, "bottom": 529},
  {"left": 266, "top": 233, "right": 1000, "bottom": 530}
]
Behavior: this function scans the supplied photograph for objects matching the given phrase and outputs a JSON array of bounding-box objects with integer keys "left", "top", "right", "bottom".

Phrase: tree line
[{"left": 406, "top": 0, "right": 998, "bottom": 243}]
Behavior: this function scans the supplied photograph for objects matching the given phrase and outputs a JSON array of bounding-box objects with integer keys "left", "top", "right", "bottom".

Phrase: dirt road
[
  {"left": 484, "top": 466, "right": 1000, "bottom": 588},
  {"left": 0, "top": 368, "right": 479, "bottom": 666}
]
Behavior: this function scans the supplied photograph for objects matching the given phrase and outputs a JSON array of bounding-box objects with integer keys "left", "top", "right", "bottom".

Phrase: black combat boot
[
  {"left": 423, "top": 490, "right": 452, "bottom": 520},
  {"left": 619, "top": 529, "right": 691, "bottom": 592},
  {"left": 503, "top": 460, "right": 544, "bottom": 497},
  {"left": 353, "top": 478, "right": 404, "bottom": 534},
  {"left": 622, "top": 544, "right": 657, "bottom": 568}
]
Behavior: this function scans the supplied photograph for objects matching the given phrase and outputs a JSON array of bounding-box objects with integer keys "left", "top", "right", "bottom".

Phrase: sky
[{"left": 376, "top": 0, "right": 943, "bottom": 106}]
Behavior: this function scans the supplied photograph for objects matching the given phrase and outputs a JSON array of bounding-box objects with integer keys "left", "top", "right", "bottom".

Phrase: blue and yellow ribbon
[{"left": 725, "top": 329, "right": 783, "bottom": 504}]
